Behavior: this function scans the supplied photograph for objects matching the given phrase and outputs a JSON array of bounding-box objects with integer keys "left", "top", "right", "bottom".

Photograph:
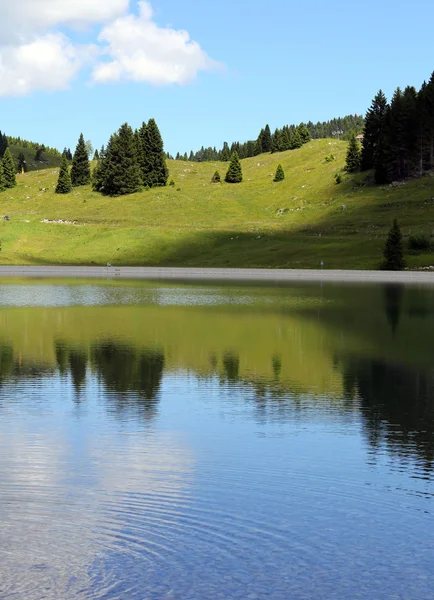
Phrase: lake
[{"left": 0, "top": 278, "right": 433, "bottom": 599}]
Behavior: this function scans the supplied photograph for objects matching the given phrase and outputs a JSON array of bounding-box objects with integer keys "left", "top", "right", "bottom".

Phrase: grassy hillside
[
  {"left": 8, "top": 145, "right": 62, "bottom": 173},
  {"left": 0, "top": 138, "right": 434, "bottom": 268}
]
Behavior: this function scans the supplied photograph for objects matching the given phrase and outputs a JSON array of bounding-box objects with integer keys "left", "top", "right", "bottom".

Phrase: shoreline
[{"left": 0, "top": 265, "right": 433, "bottom": 284}]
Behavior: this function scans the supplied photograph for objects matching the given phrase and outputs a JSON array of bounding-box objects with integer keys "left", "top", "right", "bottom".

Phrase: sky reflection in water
[{"left": 0, "top": 279, "right": 433, "bottom": 599}]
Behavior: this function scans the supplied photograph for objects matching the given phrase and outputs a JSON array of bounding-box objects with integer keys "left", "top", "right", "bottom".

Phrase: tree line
[
  {"left": 56, "top": 119, "right": 168, "bottom": 196},
  {"left": 348, "top": 71, "right": 434, "bottom": 183},
  {"left": 0, "top": 131, "right": 61, "bottom": 158},
  {"left": 174, "top": 114, "right": 364, "bottom": 162}
]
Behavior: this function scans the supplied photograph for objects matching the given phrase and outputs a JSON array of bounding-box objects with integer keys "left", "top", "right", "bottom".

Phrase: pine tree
[
  {"left": 361, "top": 90, "right": 388, "bottom": 171},
  {"left": 221, "top": 142, "right": 230, "bottom": 161},
  {"left": 0, "top": 162, "right": 5, "bottom": 192},
  {"left": 17, "top": 152, "right": 26, "bottom": 173},
  {"left": 139, "top": 118, "right": 169, "bottom": 187},
  {"left": 383, "top": 219, "right": 406, "bottom": 270},
  {"left": 262, "top": 125, "right": 272, "bottom": 152},
  {"left": 225, "top": 152, "right": 243, "bottom": 183},
  {"left": 0, "top": 131, "right": 8, "bottom": 158},
  {"left": 2, "top": 148, "right": 16, "bottom": 188},
  {"left": 96, "top": 123, "right": 142, "bottom": 196},
  {"left": 289, "top": 129, "right": 303, "bottom": 149},
  {"left": 345, "top": 134, "right": 361, "bottom": 172},
  {"left": 211, "top": 170, "right": 221, "bottom": 183},
  {"left": 71, "top": 133, "right": 91, "bottom": 186},
  {"left": 93, "top": 149, "right": 99, "bottom": 161},
  {"left": 274, "top": 164, "right": 285, "bottom": 182},
  {"left": 298, "top": 123, "right": 311, "bottom": 144},
  {"left": 55, "top": 156, "right": 72, "bottom": 194}
]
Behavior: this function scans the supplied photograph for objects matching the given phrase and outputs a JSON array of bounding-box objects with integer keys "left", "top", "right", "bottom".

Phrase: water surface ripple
[{"left": 0, "top": 280, "right": 433, "bottom": 599}]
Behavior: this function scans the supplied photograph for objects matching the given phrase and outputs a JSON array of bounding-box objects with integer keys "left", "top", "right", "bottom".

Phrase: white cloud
[
  {"left": 0, "top": 0, "right": 129, "bottom": 37},
  {"left": 0, "top": 0, "right": 220, "bottom": 96},
  {"left": 92, "top": 1, "right": 220, "bottom": 86},
  {"left": 0, "top": 34, "right": 89, "bottom": 97}
]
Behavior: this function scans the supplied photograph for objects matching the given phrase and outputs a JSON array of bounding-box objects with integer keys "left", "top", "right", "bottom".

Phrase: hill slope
[
  {"left": 0, "top": 139, "right": 433, "bottom": 268},
  {"left": 8, "top": 145, "right": 62, "bottom": 173}
]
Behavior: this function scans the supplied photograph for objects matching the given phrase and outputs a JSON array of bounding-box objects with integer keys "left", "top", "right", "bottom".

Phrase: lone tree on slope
[
  {"left": 345, "top": 134, "right": 362, "bottom": 172},
  {"left": 225, "top": 152, "right": 243, "bottom": 183},
  {"left": 71, "top": 133, "right": 91, "bottom": 186},
  {"left": 274, "top": 164, "right": 285, "bottom": 182},
  {"left": 211, "top": 170, "right": 221, "bottom": 183},
  {"left": 2, "top": 148, "right": 16, "bottom": 188},
  {"left": 56, "top": 156, "right": 73, "bottom": 194},
  {"left": 383, "top": 219, "right": 406, "bottom": 270}
]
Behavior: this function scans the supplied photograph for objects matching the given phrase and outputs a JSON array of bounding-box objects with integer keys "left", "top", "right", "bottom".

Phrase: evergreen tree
[
  {"left": 92, "top": 145, "right": 107, "bottom": 193},
  {"left": 67, "top": 148, "right": 73, "bottom": 161},
  {"left": 298, "top": 123, "right": 311, "bottom": 144},
  {"left": 93, "top": 149, "right": 99, "bottom": 160},
  {"left": 139, "top": 118, "right": 169, "bottom": 187},
  {"left": 71, "top": 133, "right": 91, "bottom": 186},
  {"left": 211, "top": 170, "right": 221, "bottom": 183},
  {"left": 289, "top": 129, "right": 303, "bottom": 149},
  {"left": 345, "top": 134, "right": 361, "bottom": 172},
  {"left": 2, "top": 148, "right": 16, "bottom": 188},
  {"left": 0, "top": 131, "right": 8, "bottom": 158},
  {"left": 0, "top": 161, "right": 5, "bottom": 191},
  {"left": 262, "top": 124, "right": 272, "bottom": 152},
  {"left": 95, "top": 123, "right": 142, "bottom": 196},
  {"left": 274, "top": 164, "right": 285, "bottom": 182},
  {"left": 55, "top": 156, "right": 72, "bottom": 194},
  {"left": 383, "top": 219, "right": 406, "bottom": 270},
  {"left": 17, "top": 152, "right": 27, "bottom": 173},
  {"left": 361, "top": 90, "right": 388, "bottom": 171},
  {"left": 221, "top": 142, "right": 230, "bottom": 161},
  {"left": 255, "top": 129, "right": 265, "bottom": 155},
  {"left": 225, "top": 152, "right": 243, "bottom": 183}
]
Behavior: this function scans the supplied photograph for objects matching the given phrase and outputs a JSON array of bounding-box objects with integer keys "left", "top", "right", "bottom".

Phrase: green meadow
[{"left": 1, "top": 138, "right": 434, "bottom": 268}]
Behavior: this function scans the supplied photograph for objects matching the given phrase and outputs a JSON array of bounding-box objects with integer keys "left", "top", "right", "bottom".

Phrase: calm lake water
[{"left": 0, "top": 278, "right": 433, "bottom": 599}]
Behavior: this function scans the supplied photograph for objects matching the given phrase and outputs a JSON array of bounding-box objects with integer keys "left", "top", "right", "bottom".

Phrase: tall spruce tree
[
  {"left": 289, "top": 129, "right": 303, "bottom": 149},
  {"left": 274, "top": 164, "right": 285, "bottom": 181},
  {"left": 262, "top": 125, "right": 272, "bottom": 153},
  {"left": 298, "top": 123, "right": 311, "bottom": 144},
  {"left": 0, "top": 161, "right": 5, "bottom": 191},
  {"left": 225, "top": 151, "right": 243, "bottom": 183},
  {"left": 2, "top": 148, "right": 16, "bottom": 188},
  {"left": 55, "top": 156, "right": 73, "bottom": 194},
  {"left": 139, "top": 119, "right": 169, "bottom": 187},
  {"left": 345, "top": 134, "right": 361, "bottom": 172},
  {"left": 221, "top": 142, "right": 230, "bottom": 161},
  {"left": 361, "top": 90, "right": 388, "bottom": 171},
  {"left": 383, "top": 219, "right": 406, "bottom": 270},
  {"left": 93, "top": 149, "right": 99, "bottom": 161},
  {"left": 96, "top": 123, "right": 142, "bottom": 196},
  {"left": 0, "top": 132, "right": 8, "bottom": 158},
  {"left": 71, "top": 133, "right": 91, "bottom": 186},
  {"left": 17, "top": 152, "right": 26, "bottom": 173}
]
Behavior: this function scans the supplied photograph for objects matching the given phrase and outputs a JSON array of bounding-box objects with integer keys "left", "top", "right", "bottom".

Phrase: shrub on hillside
[
  {"left": 211, "top": 170, "right": 221, "bottom": 183},
  {"left": 335, "top": 172, "right": 342, "bottom": 184},
  {"left": 408, "top": 234, "right": 431, "bottom": 252},
  {"left": 274, "top": 164, "right": 285, "bottom": 182}
]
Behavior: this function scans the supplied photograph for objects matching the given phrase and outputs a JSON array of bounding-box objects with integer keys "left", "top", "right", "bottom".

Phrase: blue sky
[{"left": 0, "top": 0, "right": 433, "bottom": 155}]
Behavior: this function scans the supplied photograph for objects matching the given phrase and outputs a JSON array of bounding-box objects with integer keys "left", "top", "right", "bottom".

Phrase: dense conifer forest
[
  {"left": 173, "top": 115, "right": 364, "bottom": 162},
  {"left": 361, "top": 72, "right": 434, "bottom": 183}
]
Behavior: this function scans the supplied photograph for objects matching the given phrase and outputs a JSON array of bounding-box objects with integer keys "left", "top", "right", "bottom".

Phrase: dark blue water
[{"left": 0, "top": 279, "right": 433, "bottom": 599}]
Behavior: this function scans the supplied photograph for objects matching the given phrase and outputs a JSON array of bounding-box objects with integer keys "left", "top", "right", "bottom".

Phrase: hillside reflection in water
[{"left": 0, "top": 279, "right": 433, "bottom": 599}]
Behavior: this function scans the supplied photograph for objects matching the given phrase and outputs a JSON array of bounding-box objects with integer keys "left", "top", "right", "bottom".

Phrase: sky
[{"left": 0, "top": 0, "right": 433, "bottom": 155}]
